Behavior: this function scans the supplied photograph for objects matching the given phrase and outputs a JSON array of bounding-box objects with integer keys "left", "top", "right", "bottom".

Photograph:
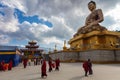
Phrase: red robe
[
  {"left": 8, "top": 60, "right": 13, "bottom": 70},
  {"left": 55, "top": 59, "right": 60, "bottom": 67},
  {"left": 55, "top": 59, "right": 60, "bottom": 70},
  {"left": 0, "top": 62, "right": 3, "bottom": 71},
  {"left": 23, "top": 59, "right": 28, "bottom": 68},
  {"left": 41, "top": 60, "right": 47, "bottom": 76},
  {"left": 83, "top": 61, "right": 89, "bottom": 71},
  {"left": 48, "top": 60, "right": 52, "bottom": 69},
  {"left": 1, "top": 61, "right": 5, "bottom": 71}
]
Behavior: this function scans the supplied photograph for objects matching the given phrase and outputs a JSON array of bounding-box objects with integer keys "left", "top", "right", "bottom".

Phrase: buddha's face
[{"left": 88, "top": 2, "right": 96, "bottom": 11}]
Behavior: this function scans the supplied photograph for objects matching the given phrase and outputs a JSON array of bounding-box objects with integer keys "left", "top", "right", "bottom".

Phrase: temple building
[
  {"left": 21, "top": 41, "right": 43, "bottom": 59},
  {"left": 0, "top": 46, "right": 22, "bottom": 67}
]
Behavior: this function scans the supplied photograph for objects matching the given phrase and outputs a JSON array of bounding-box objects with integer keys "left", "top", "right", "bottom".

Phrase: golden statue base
[{"left": 69, "top": 30, "right": 120, "bottom": 51}]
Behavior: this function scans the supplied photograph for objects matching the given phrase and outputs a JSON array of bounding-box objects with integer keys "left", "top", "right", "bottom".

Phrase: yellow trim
[{"left": 0, "top": 52, "right": 16, "bottom": 54}]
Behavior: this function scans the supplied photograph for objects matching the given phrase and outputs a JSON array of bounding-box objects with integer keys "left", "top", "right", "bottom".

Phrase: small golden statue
[
  {"left": 63, "top": 40, "right": 67, "bottom": 51},
  {"left": 74, "top": 1, "right": 107, "bottom": 37}
]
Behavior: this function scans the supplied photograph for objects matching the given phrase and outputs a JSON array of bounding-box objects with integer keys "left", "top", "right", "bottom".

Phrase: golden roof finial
[
  {"left": 64, "top": 40, "right": 66, "bottom": 47},
  {"left": 63, "top": 40, "right": 67, "bottom": 51}
]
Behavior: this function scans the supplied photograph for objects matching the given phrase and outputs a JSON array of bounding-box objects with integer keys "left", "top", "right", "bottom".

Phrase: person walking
[
  {"left": 83, "top": 60, "right": 89, "bottom": 77},
  {"left": 8, "top": 60, "right": 13, "bottom": 70},
  {"left": 41, "top": 60, "right": 47, "bottom": 78},
  {"left": 28, "top": 59, "right": 31, "bottom": 66},
  {"left": 48, "top": 58, "right": 52, "bottom": 72},
  {"left": 88, "top": 59, "right": 93, "bottom": 75},
  {"left": 55, "top": 58, "right": 60, "bottom": 71},
  {"left": 23, "top": 58, "right": 28, "bottom": 68}
]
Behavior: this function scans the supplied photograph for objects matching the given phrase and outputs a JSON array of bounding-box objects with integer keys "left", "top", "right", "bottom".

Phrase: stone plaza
[{"left": 0, "top": 62, "right": 120, "bottom": 80}]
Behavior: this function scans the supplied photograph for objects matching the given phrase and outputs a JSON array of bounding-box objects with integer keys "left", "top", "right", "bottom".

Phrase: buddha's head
[{"left": 88, "top": 1, "right": 96, "bottom": 12}]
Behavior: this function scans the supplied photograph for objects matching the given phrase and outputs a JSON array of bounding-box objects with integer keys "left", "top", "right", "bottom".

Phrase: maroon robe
[
  {"left": 1, "top": 61, "right": 5, "bottom": 71},
  {"left": 55, "top": 59, "right": 60, "bottom": 67},
  {"left": 83, "top": 61, "right": 89, "bottom": 71},
  {"left": 8, "top": 60, "right": 13, "bottom": 70},
  {"left": 41, "top": 60, "right": 47, "bottom": 77},
  {"left": 23, "top": 59, "right": 28, "bottom": 68},
  {"left": 0, "top": 62, "right": 2, "bottom": 71},
  {"left": 83, "top": 61, "right": 89, "bottom": 76},
  {"left": 55, "top": 59, "right": 60, "bottom": 70},
  {"left": 48, "top": 60, "right": 52, "bottom": 72}
]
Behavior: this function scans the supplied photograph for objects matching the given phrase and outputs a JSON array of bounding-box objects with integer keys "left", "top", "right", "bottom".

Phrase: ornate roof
[{"left": 28, "top": 40, "right": 37, "bottom": 44}]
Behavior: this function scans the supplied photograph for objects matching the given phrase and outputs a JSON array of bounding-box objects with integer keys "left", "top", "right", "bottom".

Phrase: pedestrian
[
  {"left": 0, "top": 61, "right": 3, "bottom": 71},
  {"left": 88, "top": 59, "right": 93, "bottom": 75},
  {"left": 38, "top": 58, "right": 41, "bottom": 65},
  {"left": 40, "top": 58, "right": 43, "bottom": 65},
  {"left": 55, "top": 58, "right": 60, "bottom": 71},
  {"left": 34, "top": 58, "right": 36, "bottom": 66},
  {"left": 28, "top": 59, "right": 31, "bottom": 66},
  {"left": 8, "top": 60, "right": 13, "bottom": 70},
  {"left": 36, "top": 58, "right": 38, "bottom": 65},
  {"left": 23, "top": 58, "right": 28, "bottom": 68},
  {"left": 83, "top": 60, "right": 89, "bottom": 77},
  {"left": 41, "top": 60, "right": 47, "bottom": 78},
  {"left": 1, "top": 60, "right": 5, "bottom": 71},
  {"left": 48, "top": 58, "right": 52, "bottom": 72}
]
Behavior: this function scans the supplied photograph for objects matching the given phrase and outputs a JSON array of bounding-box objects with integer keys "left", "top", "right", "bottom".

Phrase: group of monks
[
  {"left": 83, "top": 59, "right": 93, "bottom": 77},
  {"left": 41, "top": 58, "right": 60, "bottom": 78},
  {"left": 22, "top": 58, "right": 44, "bottom": 68},
  {"left": 0, "top": 60, "right": 13, "bottom": 71},
  {"left": 22, "top": 57, "right": 60, "bottom": 78}
]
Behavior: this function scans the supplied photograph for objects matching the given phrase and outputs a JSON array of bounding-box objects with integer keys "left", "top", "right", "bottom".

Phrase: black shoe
[
  {"left": 85, "top": 75, "right": 88, "bottom": 77},
  {"left": 41, "top": 76, "right": 44, "bottom": 78}
]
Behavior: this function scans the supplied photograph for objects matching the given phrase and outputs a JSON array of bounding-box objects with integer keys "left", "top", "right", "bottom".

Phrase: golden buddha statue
[
  {"left": 74, "top": 1, "right": 107, "bottom": 37},
  {"left": 69, "top": 1, "right": 120, "bottom": 51}
]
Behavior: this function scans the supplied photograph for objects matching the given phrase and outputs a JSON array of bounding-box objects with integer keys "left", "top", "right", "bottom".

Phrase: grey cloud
[
  {"left": 0, "top": 22, "right": 37, "bottom": 41},
  {"left": 0, "top": 0, "right": 120, "bottom": 48},
  {"left": 0, "top": 7, "right": 14, "bottom": 22},
  {"left": 102, "top": 16, "right": 116, "bottom": 28}
]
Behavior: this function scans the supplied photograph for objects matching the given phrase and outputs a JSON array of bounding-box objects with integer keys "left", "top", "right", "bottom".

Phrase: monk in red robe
[
  {"left": 1, "top": 60, "right": 5, "bottom": 71},
  {"left": 41, "top": 60, "right": 47, "bottom": 78},
  {"left": 8, "top": 60, "right": 13, "bottom": 70},
  {"left": 48, "top": 59, "right": 52, "bottom": 72},
  {"left": 55, "top": 58, "right": 60, "bottom": 71},
  {"left": 0, "top": 62, "right": 2, "bottom": 71},
  {"left": 83, "top": 61, "right": 89, "bottom": 76},
  {"left": 88, "top": 59, "right": 93, "bottom": 75},
  {"left": 23, "top": 58, "right": 28, "bottom": 68}
]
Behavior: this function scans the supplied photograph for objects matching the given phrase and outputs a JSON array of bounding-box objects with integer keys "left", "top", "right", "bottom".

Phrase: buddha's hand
[{"left": 86, "top": 21, "right": 98, "bottom": 28}]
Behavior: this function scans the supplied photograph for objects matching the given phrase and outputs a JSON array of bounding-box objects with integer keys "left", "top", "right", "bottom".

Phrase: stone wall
[
  {"left": 49, "top": 50, "right": 120, "bottom": 63},
  {"left": 79, "top": 50, "right": 115, "bottom": 62},
  {"left": 115, "top": 50, "right": 120, "bottom": 61},
  {"left": 49, "top": 51, "right": 79, "bottom": 62}
]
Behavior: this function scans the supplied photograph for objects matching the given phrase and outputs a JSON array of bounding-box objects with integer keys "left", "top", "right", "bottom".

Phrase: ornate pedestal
[{"left": 69, "top": 30, "right": 120, "bottom": 51}]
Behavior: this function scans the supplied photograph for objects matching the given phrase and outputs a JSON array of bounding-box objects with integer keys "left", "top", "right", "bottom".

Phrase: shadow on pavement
[
  {"left": 70, "top": 75, "right": 85, "bottom": 80},
  {"left": 28, "top": 77, "right": 41, "bottom": 80},
  {"left": 26, "top": 72, "right": 40, "bottom": 76}
]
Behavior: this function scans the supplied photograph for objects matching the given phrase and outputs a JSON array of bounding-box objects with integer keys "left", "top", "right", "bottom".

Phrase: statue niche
[{"left": 74, "top": 1, "right": 107, "bottom": 37}]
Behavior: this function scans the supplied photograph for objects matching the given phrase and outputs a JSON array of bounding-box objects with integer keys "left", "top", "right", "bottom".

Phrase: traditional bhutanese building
[
  {"left": 21, "top": 41, "right": 43, "bottom": 59},
  {"left": 0, "top": 46, "right": 22, "bottom": 67}
]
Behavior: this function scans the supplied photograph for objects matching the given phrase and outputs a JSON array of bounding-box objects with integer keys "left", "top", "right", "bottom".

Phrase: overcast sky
[{"left": 0, "top": 0, "right": 120, "bottom": 51}]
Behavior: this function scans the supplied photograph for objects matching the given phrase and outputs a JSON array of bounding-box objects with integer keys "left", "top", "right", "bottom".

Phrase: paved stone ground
[{"left": 0, "top": 62, "right": 120, "bottom": 80}]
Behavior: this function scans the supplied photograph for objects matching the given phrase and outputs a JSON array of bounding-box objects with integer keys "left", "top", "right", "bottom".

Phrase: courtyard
[{"left": 0, "top": 63, "right": 120, "bottom": 80}]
